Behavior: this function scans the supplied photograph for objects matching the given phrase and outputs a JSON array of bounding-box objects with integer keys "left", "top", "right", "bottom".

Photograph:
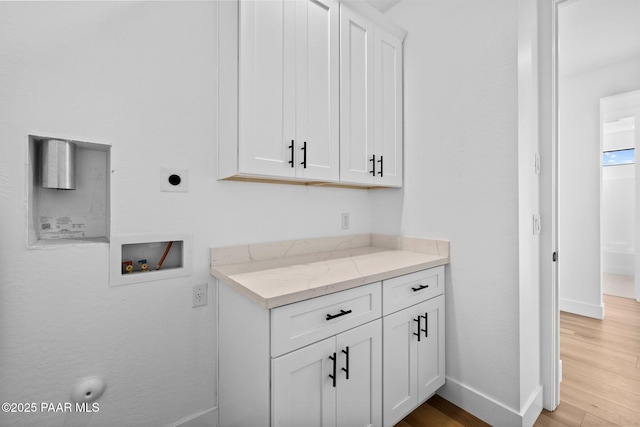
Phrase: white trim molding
[
  {"left": 438, "top": 378, "right": 543, "bottom": 427},
  {"left": 559, "top": 298, "right": 605, "bottom": 319},
  {"left": 171, "top": 407, "right": 218, "bottom": 427}
]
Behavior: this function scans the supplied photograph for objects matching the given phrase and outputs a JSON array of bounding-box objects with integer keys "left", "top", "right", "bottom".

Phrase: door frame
[{"left": 538, "top": 0, "right": 565, "bottom": 412}]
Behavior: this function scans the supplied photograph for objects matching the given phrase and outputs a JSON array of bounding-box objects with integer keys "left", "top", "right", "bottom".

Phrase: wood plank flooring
[
  {"left": 397, "top": 294, "right": 640, "bottom": 427},
  {"left": 536, "top": 295, "right": 640, "bottom": 427}
]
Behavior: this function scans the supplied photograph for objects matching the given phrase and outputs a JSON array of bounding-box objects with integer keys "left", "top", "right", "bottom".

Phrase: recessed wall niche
[
  {"left": 28, "top": 135, "right": 111, "bottom": 246},
  {"left": 109, "top": 233, "right": 192, "bottom": 286}
]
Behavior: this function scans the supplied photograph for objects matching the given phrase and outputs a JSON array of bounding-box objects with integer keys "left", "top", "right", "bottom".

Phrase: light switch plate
[{"left": 533, "top": 214, "right": 541, "bottom": 235}]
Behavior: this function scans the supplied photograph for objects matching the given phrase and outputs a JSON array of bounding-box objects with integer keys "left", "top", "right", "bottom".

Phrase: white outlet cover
[
  {"left": 341, "top": 213, "right": 350, "bottom": 230},
  {"left": 161, "top": 168, "right": 188, "bottom": 192}
]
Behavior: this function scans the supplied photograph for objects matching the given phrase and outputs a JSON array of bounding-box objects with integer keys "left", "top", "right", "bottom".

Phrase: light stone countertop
[{"left": 210, "top": 234, "right": 449, "bottom": 308}]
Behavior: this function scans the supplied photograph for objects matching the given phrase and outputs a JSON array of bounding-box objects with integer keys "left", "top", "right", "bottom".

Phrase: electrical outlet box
[
  {"left": 193, "top": 283, "right": 208, "bottom": 308},
  {"left": 341, "top": 213, "right": 350, "bottom": 230},
  {"left": 161, "top": 168, "right": 188, "bottom": 193}
]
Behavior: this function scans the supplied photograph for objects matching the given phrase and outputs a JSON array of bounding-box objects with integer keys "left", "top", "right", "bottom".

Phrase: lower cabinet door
[
  {"left": 416, "top": 295, "right": 446, "bottom": 401},
  {"left": 272, "top": 337, "right": 337, "bottom": 427},
  {"left": 336, "top": 319, "right": 382, "bottom": 427},
  {"left": 382, "top": 305, "right": 419, "bottom": 427}
]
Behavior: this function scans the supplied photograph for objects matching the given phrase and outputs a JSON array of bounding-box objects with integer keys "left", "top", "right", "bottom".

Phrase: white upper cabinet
[
  {"left": 218, "top": 0, "right": 404, "bottom": 187},
  {"left": 374, "top": 26, "right": 403, "bottom": 187},
  {"left": 295, "top": 0, "right": 340, "bottom": 181},
  {"left": 340, "top": 3, "right": 405, "bottom": 187},
  {"left": 223, "top": 0, "right": 340, "bottom": 182},
  {"left": 339, "top": 6, "right": 375, "bottom": 186},
  {"left": 237, "top": 0, "right": 294, "bottom": 178}
]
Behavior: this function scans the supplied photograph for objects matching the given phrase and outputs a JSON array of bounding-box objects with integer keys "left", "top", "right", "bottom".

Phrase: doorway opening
[{"left": 601, "top": 91, "right": 640, "bottom": 302}]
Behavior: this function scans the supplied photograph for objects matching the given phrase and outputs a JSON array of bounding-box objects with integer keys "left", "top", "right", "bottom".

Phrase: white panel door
[
  {"left": 416, "top": 295, "right": 446, "bottom": 401},
  {"left": 238, "top": 0, "right": 296, "bottom": 178},
  {"left": 339, "top": 5, "right": 375, "bottom": 185},
  {"left": 374, "top": 26, "right": 403, "bottom": 187},
  {"left": 336, "top": 320, "right": 382, "bottom": 427},
  {"left": 272, "top": 337, "right": 337, "bottom": 427},
  {"left": 295, "top": 0, "right": 340, "bottom": 181},
  {"left": 382, "top": 306, "right": 419, "bottom": 427}
]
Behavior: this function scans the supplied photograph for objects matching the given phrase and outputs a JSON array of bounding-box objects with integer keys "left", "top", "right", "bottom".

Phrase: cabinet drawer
[
  {"left": 271, "top": 282, "right": 382, "bottom": 357},
  {"left": 382, "top": 267, "right": 444, "bottom": 316}
]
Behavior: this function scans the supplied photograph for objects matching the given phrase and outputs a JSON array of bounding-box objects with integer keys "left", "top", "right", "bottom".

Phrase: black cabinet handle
[
  {"left": 300, "top": 141, "right": 307, "bottom": 168},
  {"left": 421, "top": 312, "right": 428, "bottom": 338},
  {"left": 341, "top": 347, "right": 350, "bottom": 380},
  {"left": 370, "top": 154, "right": 376, "bottom": 176},
  {"left": 328, "top": 352, "right": 337, "bottom": 387},
  {"left": 288, "top": 140, "right": 294, "bottom": 168},
  {"left": 326, "top": 309, "right": 352, "bottom": 321},
  {"left": 411, "top": 283, "right": 429, "bottom": 292},
  {"left": 413, "top": 316, "right": 421, "bottom": 342},
  {"left": 378, "top": 155, "right": 383, "bottom": 177}
]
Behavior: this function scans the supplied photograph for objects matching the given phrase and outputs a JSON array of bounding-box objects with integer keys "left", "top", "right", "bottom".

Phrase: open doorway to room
[
  {"left": 557, "top": 0, "right": 640, "bottom": 318},
  {"left": 601, "top": 91, "right": 640, "bottom": 301},
  {"left": 600, "top": 90, "right": 640, "bottom": 301}
]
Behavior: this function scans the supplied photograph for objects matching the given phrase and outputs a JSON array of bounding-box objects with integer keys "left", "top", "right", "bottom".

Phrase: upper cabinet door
[
  {"left": 374, "top": 26, "right": 403, "bottom": 187},
  {"left": 295, "top": 0, "right": 340, "bottom": 181},
  {"left": 339, "top": 5, "right": 376, "bottom": 185},
  {"left": 340, "top": 4, "right": 404, "bottom": 187},
  {"left": 238, "top": 0, "right": 296, "bottom": 178}
]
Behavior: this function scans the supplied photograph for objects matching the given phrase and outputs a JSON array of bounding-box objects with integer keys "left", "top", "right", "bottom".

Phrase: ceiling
[
  {"left": 559, "top": 0, "right": 640, "bottom": 76},
  {"left": 363, "top": 0, "right": 403, "bottom": 13}
]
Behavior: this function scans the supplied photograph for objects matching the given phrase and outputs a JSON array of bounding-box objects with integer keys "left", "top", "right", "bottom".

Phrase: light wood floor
[{"left": 397, "top": 294, "right": 640, "bottom": 427}]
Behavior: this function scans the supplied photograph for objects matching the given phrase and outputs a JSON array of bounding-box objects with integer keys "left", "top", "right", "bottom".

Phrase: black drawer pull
[
  {"left": 421, "top": 312, "right": 428, "bottom": 338},
  {"left": 300, "top": 141, "right": 307, "bottom": 168},
  {"left": 288, "top": 140, "right": 294, "bottom": 168},
  {"left": 341, "top": 346, "right": 350, "bottom": 380},
  {"left": 377, "top": 155, "right": 383, "bottom": 177},
  {"left": 411, "top": 283, "right": 429, "bottom": 292},
  {"left": 370, "top": 154, "right": 376, "bottom": 176},
  {"left": 326, "top": 309, "right": 352, "bottom": 321},
  {"left": 328, "top": 352, "right": 337, "bottom": 387},
  {"left": 413, "top": 316, "right": 421, "bottom": 342}
]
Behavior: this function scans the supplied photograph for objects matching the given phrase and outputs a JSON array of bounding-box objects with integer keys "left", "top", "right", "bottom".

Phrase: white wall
[
  {"left": 558, "top": 56, "right": 640, "bottom": 317},
  {"left": 377, "top": 0, "right": 541, "bottom": 423},
  {"left": 0, "top": 3, "right": 372, "bottom": 426}
]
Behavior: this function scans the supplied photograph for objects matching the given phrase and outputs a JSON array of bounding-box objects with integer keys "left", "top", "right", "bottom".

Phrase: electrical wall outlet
[
  {"left": 192, "top": 283, "right": 208, "bottom": 308},
  {"left": 341, "top": 213, "right": 350, "bottom": 230},
  {"left": 161, "top": 168, "right": 189, "bottom": 193}
]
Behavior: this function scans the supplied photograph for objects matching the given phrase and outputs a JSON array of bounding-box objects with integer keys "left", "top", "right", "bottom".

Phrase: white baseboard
[
  {"left": 171, "top": 407, "right": 217, "bottom": 427},
  {"left": 437, "top": 378, "right": 543, "bottom": 427},
  {"left": 603, "top": 266, "right": 635, "bottom": 276},
  {"left": 559, "top": 298, "right": 604, "bottom": 319},
  {"left": 522, "top": 386, "right": 544, "bottom": 427}
]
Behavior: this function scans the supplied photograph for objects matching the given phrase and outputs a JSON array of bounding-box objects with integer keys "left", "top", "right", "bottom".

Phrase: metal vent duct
[{"left": 40, "top": 139, "right": 76, "bottom": 190}]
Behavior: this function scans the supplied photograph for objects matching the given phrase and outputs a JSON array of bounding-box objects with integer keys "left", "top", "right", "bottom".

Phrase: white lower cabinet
[
  {"left": 382, "top": 295, "right": 445, "bottom": 427},
  {"left": 217, "top": 267, "right": 445, "bottom": 427},
  {"left": 272, "top": 319, "right": 382, "bottom": 427}
]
